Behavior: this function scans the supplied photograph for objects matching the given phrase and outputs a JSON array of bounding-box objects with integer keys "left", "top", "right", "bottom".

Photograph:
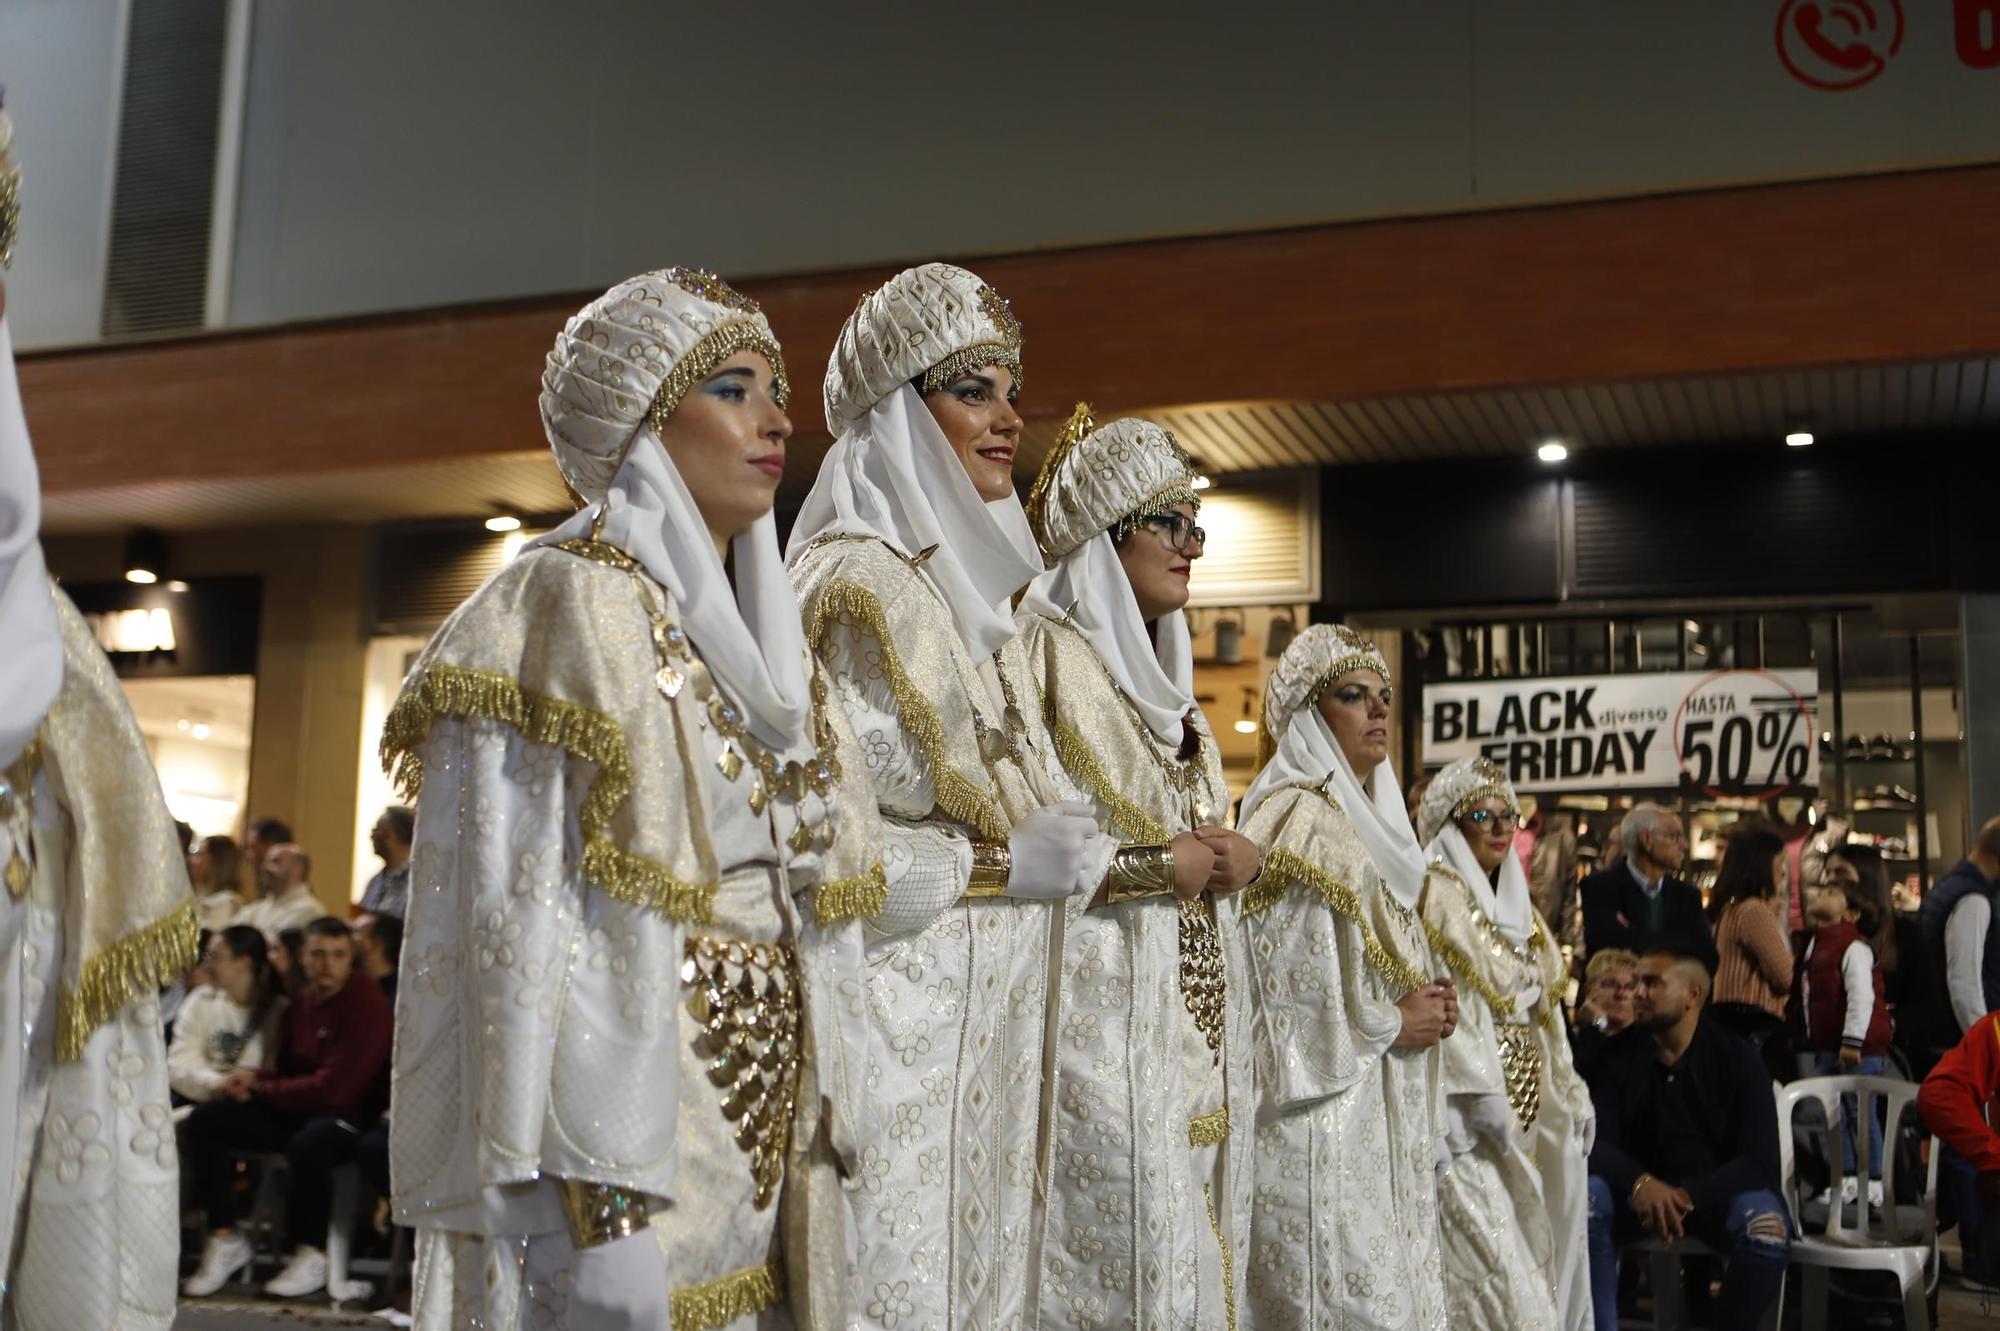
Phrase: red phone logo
[{"left": 1776, "top": 0, "right": 1905, "bottom": 89}]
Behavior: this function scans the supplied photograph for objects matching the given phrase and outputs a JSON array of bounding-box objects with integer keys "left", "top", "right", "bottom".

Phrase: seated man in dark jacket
[
  {"left": 181, "top": 916, "right": 394, "bottom": 1300},
  {"left": 1586, "top": 950, "right": 1790, "bottom": 1331},
  {"left": 1581, "top": 803, "right": 1718, "bottom": 972}
]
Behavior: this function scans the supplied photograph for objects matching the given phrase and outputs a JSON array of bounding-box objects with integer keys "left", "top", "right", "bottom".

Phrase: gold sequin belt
[
  {"left": 1179, "top": 898, "right": 1226, "bottom": 1065},
  {"left": 682, "top": 936, "right": 802, "bottom": 1210},
  {"left": 1496, "top": 1021, "right": 1543, "bottom": 1130}
]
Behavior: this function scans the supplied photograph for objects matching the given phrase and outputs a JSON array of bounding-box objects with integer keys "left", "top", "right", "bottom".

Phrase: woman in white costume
[
  {"left": 1236, "top": 625, "right": 1457, "bottom": 1331},
  {"left": 1417, "top": 757, "right": 1594, "bottom": 1331},
  {"left": 0, "top": 99, "right": 193, "bottom": 1330},
  {"left": 1014, "top": 406, "right": 1260, "bottom": 1329},
  {"left": 383, "top": 269, "right": 886, "bottom": 1331},
  {"left": 787, "top": 263, "right": 1105, "bottom": 1331}
]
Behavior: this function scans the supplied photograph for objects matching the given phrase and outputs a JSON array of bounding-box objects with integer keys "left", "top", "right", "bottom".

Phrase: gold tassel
[
  {"left": 669, "top": 1261, "right": 786, "bottom": 1331},
  {"left": 814, "top": 864, "right": 888, "bottom": 926},
  {"left": 58, "top": 898, "right": 198, "bottom": 1062}
]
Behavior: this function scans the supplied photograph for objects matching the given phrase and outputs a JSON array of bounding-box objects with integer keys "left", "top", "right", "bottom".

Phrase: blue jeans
[
  {"left": 1587, "top": 1176, "right": 1791, "bottom": 1331},
  {"left": 1811, "top": 1051, "right": 1886, "bottom": 1179}
]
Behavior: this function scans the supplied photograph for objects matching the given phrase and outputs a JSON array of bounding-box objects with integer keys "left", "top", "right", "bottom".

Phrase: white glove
[
  {"left": 1433, "top": 1135, "right": 1454, "bottom": 1179},
  {"left": 1515, "top": 981, "right": 1544, "bottom": 1014},
  {"left": 1468, "top": 1093, "right": 1517, "bottom": 1146},
  {"left": 1002, "top": 803, "right": 1103, "bottom": 900},
  {"left": 564, "top": 1229, "right": 672, "bottom": 1330},
  {"left": 1578, "top": 1110, "right": 1598, "bottom": 1156}
]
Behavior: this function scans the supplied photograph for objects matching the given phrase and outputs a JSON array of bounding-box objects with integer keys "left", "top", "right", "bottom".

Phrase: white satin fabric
[
  {"left": 1240, "top": 707, "right": 1429, "bottom": 910},
  {"left": 1429, "top": 823, "right": 1536, "bottom": 943},
  {"left": 531, "top": 426, "right": 811, "bottom": 760},
  {"left": 786, "top": 386, "right": 1041, "bottom": 665},
  {"left": 0, "top": 317, "right": 61, "bottom": 769},
  {"left": 1018, "top": 530, "right": 1194, "bottom": 747}
]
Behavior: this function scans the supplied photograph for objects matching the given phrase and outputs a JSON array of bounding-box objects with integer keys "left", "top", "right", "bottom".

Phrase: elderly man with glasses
[{"left": 1581, "top": 803, "right": 1718, "bottom": 973}]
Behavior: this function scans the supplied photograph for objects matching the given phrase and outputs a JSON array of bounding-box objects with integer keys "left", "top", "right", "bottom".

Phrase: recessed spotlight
[
  {"left": 485, "top": 514, "right": 523, "bottom": 533},
  {"left": 124, "top": 568, "right": 158, "bottom": 585},
  {"left": 163, "top": 579, "right": 190, "bottom": 592},
  {"left": 175, "top": 718, "right": 191, "bottom": 732},
  {"left": 190, "top": 722, "right": 211, "bottom": 741},
  {"left": 1536, "top": 441, "right": 1568, "bottom": 463},
  {"left": 1191, "top": 475, "right": 1213, "bottom": 492},
  {"left": 1785, "top": 431, "right": 1814, "bottom": 448},
  {"left": 1233, "top": 718, "right": 1258, "bottom": 735}
]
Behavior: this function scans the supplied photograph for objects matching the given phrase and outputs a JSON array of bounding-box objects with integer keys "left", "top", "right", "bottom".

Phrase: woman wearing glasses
[
  {"left": 1013, "top": 408, "right": 1261, "bottom": 1328},
  {"left": 1237, "top": 625, "right": 1457, "bottom": 1331},
  {"left": 1418, "top": 758, "right": 1596, "bottom": 1331}
]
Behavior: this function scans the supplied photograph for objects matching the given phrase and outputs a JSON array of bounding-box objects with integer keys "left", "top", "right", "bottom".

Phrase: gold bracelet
[
  {"left": 964, "top": 840, "right": 1011, "bottom": 897},
  {"left": 1630, "top": 1173, "right": 1655, "bottom": 1205},
  {"left": 1104, "top": 844, "right": 1178, "bottom": 904},
  {"left": 556, "top": 1178, "right": 651, "bottom": 1248}
]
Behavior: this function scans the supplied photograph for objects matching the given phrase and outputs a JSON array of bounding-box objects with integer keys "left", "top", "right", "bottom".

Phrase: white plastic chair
[{"left": 1776, "top": 1075, "right": 1939, "bottom": 1331}]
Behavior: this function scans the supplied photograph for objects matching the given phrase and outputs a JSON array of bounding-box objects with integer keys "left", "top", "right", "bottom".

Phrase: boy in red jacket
[
  {"left": 181, "top": 916, "right": 393, "bottom": 1300},
  {"left": 1918, "top": 1010, "right": 2000, "bottom": 1289}
]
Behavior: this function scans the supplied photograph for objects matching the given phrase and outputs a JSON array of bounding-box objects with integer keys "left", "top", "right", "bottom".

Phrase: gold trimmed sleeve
[
  {"left": 58, "top": 898, "right": 198, "bottom": 1062},
  {"left": 1044, "top": 710, "right": 1170, "bottom": 845},
  {"left": 1249, "top": 847, "right": 1428, "bottom": 995},
  {"left": 380, "top": 662, "right": 716, "bottom": 925},
  {"left": 803, "top": 579, "right": 1009, "bottom": 842}
]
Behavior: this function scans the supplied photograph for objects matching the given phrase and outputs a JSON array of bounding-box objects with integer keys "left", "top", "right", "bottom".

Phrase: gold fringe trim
[
  {"left": 1046, "top": 715, "right": 1169, "bottom": 845},
  {"left": 380, "top": 662, "right": 716, "bottom": 925},
  {"left": 1421, "top": 918, "right": 1518, "bottom": 1020},
  {"left": 803, "top": 580, "right": 1009, "bottom": 842},
  {"left": 814, "top": 863, "right": 889, "bottom": 926},
  {"left": 1205, "top": 1183, "right": 1240, "bottom": 1331},
  {"left": 1249, "top": 848, "right": 1428, "bottom": 995},
  {"left": 1188, "top": 1107, "right": 1230, "bottom": 1147},
  {"left": 670, "top": 1260, "right": 786, "bottom": 1331},
  {"left": 58, "top": 898, "right": 198, "bottom": 1062}
]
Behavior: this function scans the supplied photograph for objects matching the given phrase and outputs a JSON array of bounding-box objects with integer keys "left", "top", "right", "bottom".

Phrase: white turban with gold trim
[
  {"left": 539, "top": 267, "right": 788, "bottom": 504},
  {"left": 1024, "top": 407, "right": 1198, "bottom": 563},
  {"left": 822, "top": 262, "right": 1023, "bottom": 433},
  {"left": 1257, "top": 623, "right": 1392, "bottom": 766},
  {"left": 1417, "top": 755, "right": 1521, "bottom": 847}
]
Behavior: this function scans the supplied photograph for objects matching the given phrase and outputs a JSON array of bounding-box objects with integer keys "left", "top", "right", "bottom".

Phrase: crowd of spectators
[
  {"left": 167, "top": 806, "right": 412, "bottom": 1303},
  {"left": 1562, "top": 802, "right": 2000, "bottom": 1327}
]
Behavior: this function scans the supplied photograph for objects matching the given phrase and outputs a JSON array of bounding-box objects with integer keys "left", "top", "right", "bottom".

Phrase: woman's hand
[{"left": 1191, "top": 826, "right": 1260, "bottom": 894}]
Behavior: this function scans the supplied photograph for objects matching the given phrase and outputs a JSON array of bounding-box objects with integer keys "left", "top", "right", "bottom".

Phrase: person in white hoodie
[{"left": 168, "top": 924, "right": 287, "bottom": 1115}]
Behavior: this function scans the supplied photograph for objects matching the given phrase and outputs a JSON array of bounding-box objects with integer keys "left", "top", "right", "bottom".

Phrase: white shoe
[
  {"left": 1867, "top": 1179, "right": 1885, "bottom": 1209},
  {"left": 183, "top": 1231, "right": 253, "bottom": 1297},
  {"left": 1839, "top": 1176, "right": 1860, "bottom": 1204},
  {"left": 264, "top": 1245, "right": 328, "bottom": 1298}
]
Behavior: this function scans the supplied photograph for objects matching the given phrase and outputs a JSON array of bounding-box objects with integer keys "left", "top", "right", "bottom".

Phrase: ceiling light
[
  {"left": 175, "top": 718, "right": 191, "bottom": 732},
  {"left": 123, "top": 528, "right": 168, "bottom": 585},
  {"left": 1785, "top": 430, "right": 1814, "bottom": 448},
  {"left": 1191, "top": 474, "right": 1212, "bottom": 492},
  {"left": 1536, "top": 441, "right": 1568, "bottom": 463},
  {"left": 190, "top": 722, "right": 211, "bottom": 741},
  {"left": 1233, "top": 718, "right": 1258, "bottom": 734},
  {"left": 485, "top": 514, "right": 523, "bottom": 533},
  {"left": 164, "top": 579, "right": 190, "bottom": 592}
]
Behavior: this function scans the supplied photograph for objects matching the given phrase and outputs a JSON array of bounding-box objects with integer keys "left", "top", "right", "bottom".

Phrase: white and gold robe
[
  {"left": 0, "top": 587, "right": 192, "bottom": 1330},
  {"left": 1014, "top": 610, "right": 1251, "bottom": 1331},
  {"left": 1237, "top": 781, "right": 1447, "bottom": 1331},
  {"left": 1420, "top": 861, "right": 1563, "bottom": 1331},
  {"left": 792, "top": 534, "right": 1074, "bottom": 1331},
  {"left": 386, "top": 540, "right": 885, "bottom": 1331}
]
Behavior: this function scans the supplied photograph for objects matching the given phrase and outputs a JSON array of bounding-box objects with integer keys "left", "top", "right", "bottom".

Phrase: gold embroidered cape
[{"left": 31, "top": 586, "right": 196, "bottom": 1061}]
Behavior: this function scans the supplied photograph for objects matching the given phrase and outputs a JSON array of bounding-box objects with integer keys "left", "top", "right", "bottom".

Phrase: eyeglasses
[
  {"left": 1141, "top": 513, "right": 1206, "bottom": 553},
  {"left": 1464, "top": 809, "right": 1519, "bottom": 831},
  {"left": 1593, "top": 979, "right": 1635, "bottom": 995}
]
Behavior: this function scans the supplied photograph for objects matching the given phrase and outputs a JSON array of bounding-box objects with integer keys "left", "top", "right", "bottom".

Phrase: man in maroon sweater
[{"left": 182, "top": 916, "right": 394, "bottom": 1300}]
